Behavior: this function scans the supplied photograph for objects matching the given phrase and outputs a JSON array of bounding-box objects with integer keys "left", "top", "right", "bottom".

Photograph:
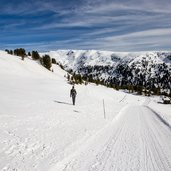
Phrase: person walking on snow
[{"left": 70, "top": 86, "right": 77, "bottom": 105}]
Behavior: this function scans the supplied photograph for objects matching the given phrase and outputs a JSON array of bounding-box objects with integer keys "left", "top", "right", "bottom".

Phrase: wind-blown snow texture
[
  {"left": 46, "top": 50, "right": 171, "bottom": 93},
  {"left": 0, "top": 50, "right": 171, "bottom": 171}
]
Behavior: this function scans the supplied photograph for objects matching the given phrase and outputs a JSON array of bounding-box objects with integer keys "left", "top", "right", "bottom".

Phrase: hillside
[
  {"left": 45, "top": 50, "right": 171, "bottom": 95},
  {"left": 0, "top": 51, "right": 171, "bottom": 171}
]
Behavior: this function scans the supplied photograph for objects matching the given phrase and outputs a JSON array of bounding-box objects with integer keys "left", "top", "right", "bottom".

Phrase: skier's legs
[
  {"left": 72, "top": 96, "right": 75, "bottom": 105},
  {"left": 72, "top": 96, "right": 74, "bottom": 105}
]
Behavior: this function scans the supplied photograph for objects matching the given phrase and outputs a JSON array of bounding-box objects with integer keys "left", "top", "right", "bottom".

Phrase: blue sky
[{"left": 0, "top": 0, "right": 171, "bottom": 52}]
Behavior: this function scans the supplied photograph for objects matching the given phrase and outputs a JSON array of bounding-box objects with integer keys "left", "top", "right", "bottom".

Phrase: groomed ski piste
[{"left": 0, "top": 51, "right": 171, "bottom": 171}]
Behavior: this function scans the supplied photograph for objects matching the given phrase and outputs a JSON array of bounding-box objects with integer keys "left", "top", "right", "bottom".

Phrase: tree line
[
  {"left": 66, "top": 62, "right": 171, "bottom": 97},
  {"left": 5, "top": 48, "right": 57, "bottom": 71}
]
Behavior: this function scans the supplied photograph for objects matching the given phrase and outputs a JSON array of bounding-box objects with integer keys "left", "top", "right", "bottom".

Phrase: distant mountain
[{"left": 45, "top": 50, "right": 171, "bottom": 96}]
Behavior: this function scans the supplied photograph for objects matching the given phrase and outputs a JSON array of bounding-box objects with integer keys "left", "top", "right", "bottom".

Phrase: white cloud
[{"left": 1, "top": 0, "right": 171, "bottom": 51}]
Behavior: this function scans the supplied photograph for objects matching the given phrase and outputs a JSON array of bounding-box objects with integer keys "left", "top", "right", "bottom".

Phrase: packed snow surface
[{"left": 0, "top": 51, "right": 171, "bottom": 171}]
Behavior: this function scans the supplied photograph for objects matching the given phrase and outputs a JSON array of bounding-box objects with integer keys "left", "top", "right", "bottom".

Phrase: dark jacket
[{"left": 70, "top": 88, "right": 77, "bottom": 97}]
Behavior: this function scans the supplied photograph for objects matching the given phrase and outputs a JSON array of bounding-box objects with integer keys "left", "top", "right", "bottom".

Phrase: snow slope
[
  {"left": 44, "top": 50, "right": 171, "bottom": 93},
  {"left": 51, "top": 98, "right": 171, "bottom": 171},
  {"left": 0, "top": 51, "right": 171, "bottom": 171}
]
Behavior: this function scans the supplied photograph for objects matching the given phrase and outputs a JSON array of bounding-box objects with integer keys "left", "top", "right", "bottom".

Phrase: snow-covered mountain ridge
[
  {"left": 46, "top": 50, "right": 171, "bottom": 95},
  {"left": 44, "top": 50, "right": 171, "bottom": 68}
]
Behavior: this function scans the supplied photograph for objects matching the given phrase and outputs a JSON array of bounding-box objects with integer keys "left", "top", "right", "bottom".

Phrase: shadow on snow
[{"left": 54, "top": 100, "right": 72, "bottom": 106}]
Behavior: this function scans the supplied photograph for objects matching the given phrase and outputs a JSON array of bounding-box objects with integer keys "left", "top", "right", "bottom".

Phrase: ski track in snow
[{"left": 51, "top": 100, "right": 171, "bottom": 171}]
